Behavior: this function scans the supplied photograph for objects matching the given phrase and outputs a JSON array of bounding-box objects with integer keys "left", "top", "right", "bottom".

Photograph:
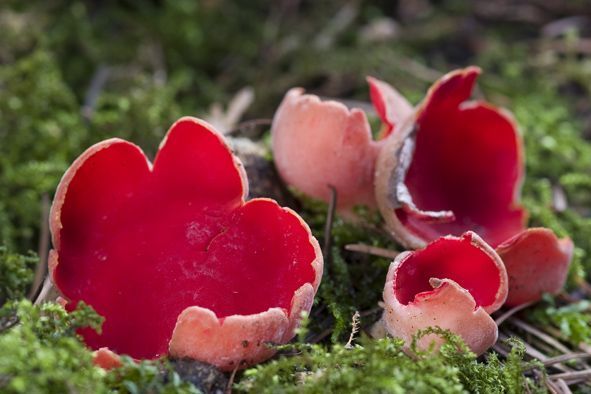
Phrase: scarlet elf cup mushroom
[
  {"left": 271, "top": 77, "right": 413, "bottom": 209},
  {"left": 49, "top": 117, "right": 323, "bottom": 370},
  {"left": 374, "top": 67, "right": 573, "bottom": 306},
  {"left": 382, "top": 232, "right": 507, "bottom": 355}
]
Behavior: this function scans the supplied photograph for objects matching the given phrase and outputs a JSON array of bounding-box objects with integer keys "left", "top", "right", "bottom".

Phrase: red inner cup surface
[{"left": 55, "top": 120, "right": 316, "bottom": 358}]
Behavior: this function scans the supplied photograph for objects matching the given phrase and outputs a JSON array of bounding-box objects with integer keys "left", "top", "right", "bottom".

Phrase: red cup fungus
[
  {"left": 497, "top": 228, "right": 574, "bottom": 306},
  {"left": 375, "top": 66, "right": 573, "bottom": 305},
  {"left": 49, "top": 117, "right": 323, "bottom": 370},
  {"left": 382, "top": 232, "right": 507, "bottom": 355},
  {"left": 271, "top": 77, "right": 413, "bottom": 209}
]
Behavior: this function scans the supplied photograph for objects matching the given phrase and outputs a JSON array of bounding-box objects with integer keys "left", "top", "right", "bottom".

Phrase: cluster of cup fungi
[{"left": 49, "top": 67, "right": 572, "bottom": 370}]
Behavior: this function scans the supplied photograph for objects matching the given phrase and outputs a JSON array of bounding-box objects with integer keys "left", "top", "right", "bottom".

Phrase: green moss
[
  {"left": 0, "top": 247, "right": 37, "bottom": 305},
  {"left": 531, "top": 296, "right": 591, "bottom": 346},
  {"left": 104, "top": 357, "right": 199, "bottom": 394},
  {"left": 0, "top": 49, "right": 83, "bottom": 250},
  {"left": 0, "top": 300, "right": 106, "bottom": 394},
  {"left": 238, "top": 328, "right": 543, "bottom": 393}
]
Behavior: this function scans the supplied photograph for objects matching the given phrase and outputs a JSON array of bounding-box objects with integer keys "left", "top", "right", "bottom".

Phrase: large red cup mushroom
[
  {"left": 271, "top": 77, "right": 413, "bottom": 209},
  {"left": 375, "top": 67, "right": 573, "bottom": 305},
  {"left": 49, "top": 117, "right": 323, "bottom": 370},
  {"left": 383, "top": 232, "right": 507, "bottom": 355}
]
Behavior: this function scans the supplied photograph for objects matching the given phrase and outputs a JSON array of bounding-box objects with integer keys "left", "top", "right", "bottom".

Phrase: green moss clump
[
  {"left": 0, "top": 247, "right": 37, "bottom": 305},
  {"left": 238, "top": 328, "right": 543, "bottom": 393},
  {"left": 104, "top": 357, "right": 200, "bottom": 394},
  {"left": 0, "top": 300, "right": 106, "bottom": 393},
  {"left": 0, "top": 300, "right": 202, "bottom": 393},
  {"left": 531, "top": 297, "right": 591, "bottom": 346},
  {"left": 0, "top": 49, "right": 83, "bottom": 251}
]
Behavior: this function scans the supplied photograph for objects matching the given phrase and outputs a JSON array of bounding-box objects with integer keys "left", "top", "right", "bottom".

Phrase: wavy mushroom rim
[
  {"left": 382, "top": 273, "right": 499, "bottom": 356},
  {"left": 49, "top": 116, "right": 324, "bottom": 363},
  {"left": 168, "top": 282, "right": 318, "bottom": 370},
  {"left": 385, "top": 232, "right": 508, "bottom": 315},
  {"left": 375, "top": 67, "right": 527, "bottom": 249},
  {"left": 367, "top": 76, "right": 414, "bottom": 139},
  {"left": 271, "top": 79, "right": 413, "bottom": 210},
  {"left": 49, "top": 116, "right": 249, "bottom": 256}
]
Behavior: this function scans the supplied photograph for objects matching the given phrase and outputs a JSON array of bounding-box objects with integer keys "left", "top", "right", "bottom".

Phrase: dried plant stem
[
  {"left": 549, "top": 370, "right": 591, "bottom": 384},
  {"left": 226, "top": 118, "right": 273, "bottom": 136},
  {"left": 225, "top": 364, "right": 239, "bottom": 394},
  {"left": 345, "top": 311, "right": 360, "bottom": 349},
  {"left": 498, "top": 331, "right": 570, "bottom": 373},
  {"left": 323, "top": 186, "right": 337, "bottom": 272},
  {"left": 494, "top": 302, "right": 535, "bottom": 326},
  {"left": 28, "top": 194, "right": 50, "bottom": 301},
  {"left": 344, "top": 243, "right": 399, "bottom": 259},
  {"left": 554, "top": 379, "right": 573, "bottom": 394},
  {"left": 509, "top": 317, "right": 572, "bottom": 354}
]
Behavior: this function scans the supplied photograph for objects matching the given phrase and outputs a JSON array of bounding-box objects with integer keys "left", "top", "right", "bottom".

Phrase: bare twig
[
  {"left": 545, "top": 353, "right": 591, "bottom": 367},
  {"left": 225, "top": 119, "right": 273, "bottom": 136},
  {"left": 359, "top": 305, "right": 383, "bottom": 318},
  {"left": 498, "top": 331, "right": 570, "bottom": 373},
  {"left": 555, "top": 379, "right": 573, "bottom": 394},
  {"left": 524, "top": 353, "right": 591, "bottom": 370},
  {"left": 344, "top": 243, "right": 399, "bottom": 260},
  {"left": 34, "top": 276, "right": 56, "bottom": 305},
  {"left": 225, "top": 364, "right": 239, "bottom": 394},
  {"left": 494, "top": 302, "right": 535, "bottom": 326},
  {"left": 82, "top": 64, "right": 111, "bottom": 120},
  {"left": 552, "top": 184, "right": 568, "bottom": 212},
  {"left": 28, "top": 194, "right": 50, "bottom": 301},
  {"left": 309, "top": 327, "right": 333, "bottom": 344},
  {"left": 549, "top": 370, "right": 591, "bottom": 384},
  {"left": 509, "top": 317, "right": 572, "bottom": 354},
  {"left": 323, "top": 186, "right": 337, "bottom": 271}
]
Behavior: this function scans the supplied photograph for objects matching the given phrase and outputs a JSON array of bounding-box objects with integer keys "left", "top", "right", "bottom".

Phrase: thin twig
[
  {"left": 82, "top": 64, "right": 111, "bottom": 121},
  {"left": 358, "top": 305, "right": 383, "bottom": 318},
  {"left": 225, "top": 364, "right": 239, "bottom": 394},
  {"left": 494, "top": 302, "right": 535, "bottom": 326},
  {"left": 509, "top": 317, "right": 572, "bottom": 354},
  {"left": 542, "top": 325, "right": 591, "bottom": 355},
  {"left": 34, "top": 276, "right": 55, "bottom": 305},
  {"left": 28, "top": 194, "right": 50, "bottom": 300},
  {"left": 542, "top": 353, "right": 591, "bottom": 368},
  {"left": 344, "top": 243, "right": 399, "bottom": 260},
  {"left": 498, "top": 331, "right": 570, "bottom": 373},
  {"left": 323, "top": 186, "right": 337, "bottom": 272},
  {"left": 545, "top": 378, "right": 562, "bottom": 394},
  {"left": 555, "top": 379, "right": 573, "bottom": 394},
  {"left": 309, "top": 327, "right": 333, "bottom": 344},
  {"left": 225, "top": 119, "right": 273, "bottom": 136},
  {"left": 549, "top": 370, "right": 591, "bottom": 383}
]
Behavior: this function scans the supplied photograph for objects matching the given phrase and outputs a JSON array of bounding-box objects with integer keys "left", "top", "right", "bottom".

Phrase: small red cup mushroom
[
  {"left": 497, "top": 228, "right": 574, "bottom": 306},
  {"left": 375, "top": 67, "right": 573, "bottom": 305},
  {"left": 382, "top": 232, "right": 507, "bottom": 355},
  {"left": 271, "top": 77, "right": 413, "bottom": 209},
  {"left": 49, "top": 117, "right": 323, "bottom": 370}
]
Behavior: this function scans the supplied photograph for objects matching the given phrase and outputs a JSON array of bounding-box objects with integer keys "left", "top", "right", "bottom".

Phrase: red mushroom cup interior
[
  {"left": 49, "top": 117, "right": 323, "bottom": 369},
  {"left": 382, "top": 232, "right": 507, "bottom": 355},
  {"left": 497, "top": 228, "right": 574, "bottom": 306},
  {"left": 375, "top": 66, "right": 574, "bottom": 305},
  {"left": 376, "top": 67, "right": 526, "bottom": 248},
  {"left": 271, "top": 78, "right": 412, "bottom": 209},
  {"left": 393, "top": 232, "right": 507, "bottom": 314}
]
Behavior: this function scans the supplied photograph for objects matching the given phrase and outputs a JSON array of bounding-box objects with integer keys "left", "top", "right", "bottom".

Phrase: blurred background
[{"left": 1, "top": 0, "right": 591, "bottom": 282}]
